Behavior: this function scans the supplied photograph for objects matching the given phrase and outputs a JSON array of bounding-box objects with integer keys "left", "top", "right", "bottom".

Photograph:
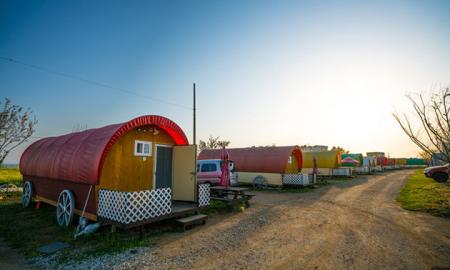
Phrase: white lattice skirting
[
  {"left": 198, "top": 184, "right": 210, "bottom": 207},
  {"left": 98, "top": 188, "right": 172, "bottom": 224},
  {"left": 373, "top": 166, "right": 383, "bottom": 172},
  {"left": 332, "top": 168, "right": 352, "bottom": 176},
  {"left": 282, "top": 173, "right": 311, "bottom": 186},
  {"left": 355, "top": 166, "right": 370, "bottom": 174}
]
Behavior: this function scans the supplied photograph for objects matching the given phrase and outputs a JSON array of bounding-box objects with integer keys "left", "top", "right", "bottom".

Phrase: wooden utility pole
[
  {"left": 193, "top": 83, "right": 198, "bottom": 187},
  {"left": 193, "top": 83, "right": 196, "bottom": 145}
]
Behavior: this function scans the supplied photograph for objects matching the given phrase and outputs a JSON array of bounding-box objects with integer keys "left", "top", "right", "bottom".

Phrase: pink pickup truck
[
  {"left": 197, "top": 159, "right": 238, "bottom": 186},
  {"left": 424, "top": 164, "right": 449, "bottom": 182}
]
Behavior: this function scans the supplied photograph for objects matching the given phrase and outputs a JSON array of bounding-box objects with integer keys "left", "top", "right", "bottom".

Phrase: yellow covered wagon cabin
[{"left": 302, "top": 150, "right": 343, "bottom": 176}]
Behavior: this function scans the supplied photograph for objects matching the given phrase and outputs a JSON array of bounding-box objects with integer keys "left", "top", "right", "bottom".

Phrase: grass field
[
  {"left": 0, "top": 190, "right": 229, "bottom": 264},
  {"left": 0, "top": 192, "right": 156, "bottom": 262},
  {"left": 0, "top": 168, "right": 22, "bottom": 186},
  {"left": 397, "top": 170, "right": 450, "bottom": 218}
]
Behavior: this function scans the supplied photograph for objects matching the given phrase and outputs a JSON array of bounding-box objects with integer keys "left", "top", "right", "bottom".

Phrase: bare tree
[
  {"left": 418, "top": 150, "right": 432, "bottom": 164},
  {"left": 72, "top": 123, "right": 88, "bottom": 132},
  {"left": 393, "top": 87, "right": 450, "bottom": 164},
  {"left": 199, "top": 135, "right": 230, "bottom": 151},
  {"left": 0, "top": 98, "right": 37, "bottom": 166}
]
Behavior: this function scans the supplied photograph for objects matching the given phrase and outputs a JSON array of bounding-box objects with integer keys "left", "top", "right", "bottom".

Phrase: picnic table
[{"left": 210, "top": 186, "right": 255, "bottom": 208}]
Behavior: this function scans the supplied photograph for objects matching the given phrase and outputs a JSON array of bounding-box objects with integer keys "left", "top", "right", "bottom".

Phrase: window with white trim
[{"left": 134, "top": 140, "right": 152, "bottom": 156}]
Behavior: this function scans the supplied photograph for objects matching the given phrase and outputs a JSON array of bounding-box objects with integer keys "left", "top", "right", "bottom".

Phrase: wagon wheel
[
  {"left": 56, "top": 189, "right": 75, "bottom": 227},
  {"left": 22, "top": 181, "right": 33, "bottom": 207},
  {"left": 253, "top": 175, "right": 268, "bottom": 189}
]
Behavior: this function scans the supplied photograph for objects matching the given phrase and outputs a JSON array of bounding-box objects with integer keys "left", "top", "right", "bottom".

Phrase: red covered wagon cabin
[{"left": 20, "top": 115, "right": 210, "bottom": 228}]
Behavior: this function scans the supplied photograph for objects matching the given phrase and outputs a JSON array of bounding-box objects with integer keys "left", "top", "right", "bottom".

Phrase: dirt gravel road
[{"left": 97, "top": 170, "right": 450, "bottom": 269}]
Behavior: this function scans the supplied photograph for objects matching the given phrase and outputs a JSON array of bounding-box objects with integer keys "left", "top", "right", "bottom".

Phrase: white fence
[
  {"left": 98, "top": 188, "right": 172, "bottom": 225},
  {"left": 198, "top": 183, "right": 210, "bottom": 207},
  {"left": 282, "top": 173, "right": 313, "bottom": 186}
]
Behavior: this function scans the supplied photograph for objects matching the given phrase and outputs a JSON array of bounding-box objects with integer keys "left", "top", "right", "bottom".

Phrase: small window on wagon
[
  {"left": 219, "top": 161, "right": 235, "bottom": 172},
  {"left": 201, "top": 163, "right": 217, "bottom": 172},
  {"left": 229, "top": 161, "right": 235, "bottom": 172},
  {"left": 134, "top": 140, "right": 152, "bottom": 156}
]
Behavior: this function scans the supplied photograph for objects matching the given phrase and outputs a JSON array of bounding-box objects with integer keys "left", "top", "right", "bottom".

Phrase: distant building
[
  {"left": 301, "top": 145, "right": 328, "bottom": 152},
  {"left": 367, "top": 152, "right": 385, "bottom": 157},
  {"left": 432, "top": 153, "right": 449, "bottom": 166}
]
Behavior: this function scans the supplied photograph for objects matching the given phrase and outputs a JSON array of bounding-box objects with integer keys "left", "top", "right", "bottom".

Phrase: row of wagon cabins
[
  {"left": 198, "top": 146, "right": 358, "bottom": 188},
  {"left": 341, "top": 153, "right": 377, "bottom": 174},
  {"left": 346, "top": 152, "right": 392, "bottom": 172},
  {"left": 198, "top": 146, "right": 311, "bottom": 187},
  {"left": 367, "top": 152, "right": 387, "bottom": 172},
  {"left": 19, "top": 115, "right": 210, "bottom": 227},
  {"left": 365, "top": 152, "right": 426, "bottom": 171}
]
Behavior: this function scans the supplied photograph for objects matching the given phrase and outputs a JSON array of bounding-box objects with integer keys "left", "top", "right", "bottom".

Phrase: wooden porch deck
[{"left": 101, "top": 201, "right": 202, "bottom": 229}]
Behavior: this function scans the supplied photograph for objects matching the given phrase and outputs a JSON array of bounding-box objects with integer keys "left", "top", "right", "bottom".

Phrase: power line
[{"left": 0, "top": 56, "right": 192, "bottom": 110}]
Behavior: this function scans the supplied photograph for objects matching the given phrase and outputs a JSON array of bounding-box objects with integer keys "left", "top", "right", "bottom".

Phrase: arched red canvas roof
[
  {"left": 20, "top": 115, "right": 188, "bottom": 185},
  {"left": 198, "top": 146, "right": 303, "bottom": 174}
]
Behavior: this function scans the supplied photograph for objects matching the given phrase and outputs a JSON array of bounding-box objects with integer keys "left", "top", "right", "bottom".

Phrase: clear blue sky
[{"left": 1, "top": 0, "right": 450, "bottom": 163}]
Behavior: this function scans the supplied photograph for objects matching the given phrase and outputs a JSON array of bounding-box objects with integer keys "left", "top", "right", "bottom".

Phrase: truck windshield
[{"left": 201, "top": 163, "right": 217, "bottom": 172}]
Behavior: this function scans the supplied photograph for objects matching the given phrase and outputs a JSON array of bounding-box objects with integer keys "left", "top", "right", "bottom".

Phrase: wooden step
[
  {"left": 176, "top": 214, "right": 208, "bottom": 231},
  {"left": 177, "top": 214, "right": 208, "bottom": 224}
]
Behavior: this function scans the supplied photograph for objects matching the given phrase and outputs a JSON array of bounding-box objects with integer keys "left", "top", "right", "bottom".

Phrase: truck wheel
[
  {"left": 433, "top": 172, "right": 449, "bottom": 183},
  {"left": 56, "top": 189, "right": 75, "bottom": 226},
  {"left": 22, "top": 181, "right": 33, "bottom": 207}
]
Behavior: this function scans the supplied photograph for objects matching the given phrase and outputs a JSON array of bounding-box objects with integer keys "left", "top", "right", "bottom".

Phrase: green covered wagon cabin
[{"left": 341, "top": 153, "right": 363, "bottom": 167}]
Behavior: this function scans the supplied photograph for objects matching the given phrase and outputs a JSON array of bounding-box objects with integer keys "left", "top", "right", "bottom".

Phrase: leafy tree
[
  {"left": 331, "top": 146, "right": 348, "bottom": 154},
  {"left": 393, "top": 87, "right": 450, "bottom": 164},
  {"left": 199, "top": 135, "right": 230, "bottom": 151},
  {"left": 0, "top": 98, "right": 37, "bottom": 166},
  {"left": 250, "top": 143, "right": 277, "bottom": 148}
]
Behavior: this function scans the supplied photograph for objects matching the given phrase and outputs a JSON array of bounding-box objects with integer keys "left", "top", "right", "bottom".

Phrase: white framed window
[{"left": 134, "top": 140, "right": 152, "bottom": 156}]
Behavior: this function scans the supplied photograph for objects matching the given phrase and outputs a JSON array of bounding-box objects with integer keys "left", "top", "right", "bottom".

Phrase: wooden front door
[
  {"left": 172, "top": 145, "right": 197, "bottom": 202},
  {"left": 155, "top": 146, "right": 173, "bottom": 189}
]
